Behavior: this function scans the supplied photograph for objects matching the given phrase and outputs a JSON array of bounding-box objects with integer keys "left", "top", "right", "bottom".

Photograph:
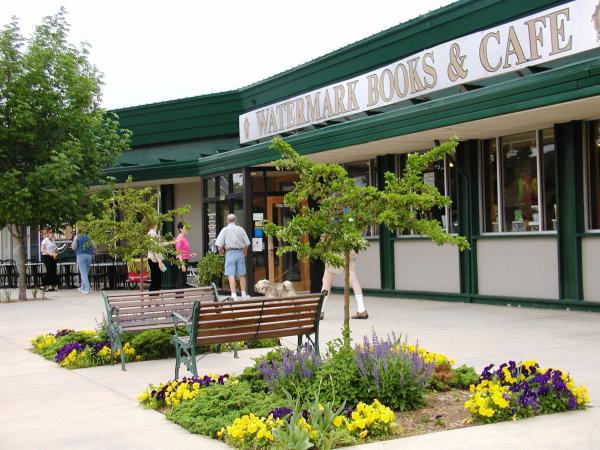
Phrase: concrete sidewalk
[{"left": 1, "top": 289, "right": 599, "bottom": 449}]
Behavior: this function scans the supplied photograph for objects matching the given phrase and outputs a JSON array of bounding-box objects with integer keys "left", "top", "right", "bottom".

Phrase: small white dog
[{"left": 254, "top": 279, "right": 296, "bottom": 298}]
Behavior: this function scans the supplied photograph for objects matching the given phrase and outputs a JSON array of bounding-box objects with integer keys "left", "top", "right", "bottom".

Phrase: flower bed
[
  {"left": 465, "top": 360, "right": 589, "bottom": 423},
  {"left": 30, "top": 327, "right": 280, "bottom": 369},
  {"left": 135, "top": 332, "right": 590, "bottom": 449}
]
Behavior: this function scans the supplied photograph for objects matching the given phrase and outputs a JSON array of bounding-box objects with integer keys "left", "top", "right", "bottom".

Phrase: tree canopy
[
  {"left": 0, "top": 10, "right": 130, "bottom": 299},
  {"left": 78, "top": 178, "right": 190, "bottom": 291},
  {"left": 265, "top": 137, "right": 469, "bottom": 331}
]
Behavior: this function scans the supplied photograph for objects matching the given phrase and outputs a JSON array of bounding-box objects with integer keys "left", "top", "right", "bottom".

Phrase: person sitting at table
[
  {"left": 41, "top": 229, "right": 60, "bottom": 292},
  {"left": 72, "top": 229, "right": 94, "bottom": 294}
]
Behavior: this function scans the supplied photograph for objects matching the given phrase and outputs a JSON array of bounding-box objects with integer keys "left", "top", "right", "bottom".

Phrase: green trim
[
  {"left": 555, "top": 121, "right": 585, "bottom": 300},
  {"left": 456, "top": 140, "right": 479, "bottom": 298},
  {"left": 579, "top": 232, "right": 600, "bottom": 237},
  {"left": 331, "top": 287, "right": 600, "bottom": 313},
  {"left": 104, "top": 160, "right": 200, "bottom": 183},
  {"left": 377, "top": 155, "right": 395, "bottom": 290},
  {"left": 161, "top": 185, "right": 176, "bottom": 289},
  {"left": 197, "top": 56, "right": 600, "bottom": 176},
  {"left": 473, "top": 233, "right": 557, "bottom": 240}
]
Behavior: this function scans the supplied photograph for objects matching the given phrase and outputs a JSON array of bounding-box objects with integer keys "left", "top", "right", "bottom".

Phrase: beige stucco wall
[
  {"left": 477, "top": 237, "right": 559, "bottom": 299},
  {"left": 173, "top": 182, "right": 203, "bottom": 260},
  {"left": 332, "top": 240, "right": 380, "bottom": 290},
  {"left": 394, "top": 240, "right": 460, "bottom": 293},
  {"left": 582, "top": 236, "right": 600, "bottom": 302}
]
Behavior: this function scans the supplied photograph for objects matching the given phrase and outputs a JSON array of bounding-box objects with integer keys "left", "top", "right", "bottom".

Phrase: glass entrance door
[{"left": 266, "top": 196, "right": 310, "bottom": 291}]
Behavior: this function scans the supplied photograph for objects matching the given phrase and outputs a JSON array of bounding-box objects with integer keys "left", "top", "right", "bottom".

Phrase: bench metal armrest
[{"left": 171, "top": 311, "right": 193, "bottom": 336}]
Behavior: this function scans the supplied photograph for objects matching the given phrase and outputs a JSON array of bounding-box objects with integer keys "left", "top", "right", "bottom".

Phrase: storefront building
[{"left": 18, "top": 0, "right": 600, "bottom": 308}]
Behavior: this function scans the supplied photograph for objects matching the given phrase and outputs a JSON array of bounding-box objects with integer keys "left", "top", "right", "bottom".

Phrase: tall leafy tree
[
  {"left": 78, "top": 178, "right": 190, "bottom": 292},
  {"left": 0, "top": 10, "right": 130, "bottom": 299},
  {"left": 265, "top": 137, "right": 470, "bottom": 333}
]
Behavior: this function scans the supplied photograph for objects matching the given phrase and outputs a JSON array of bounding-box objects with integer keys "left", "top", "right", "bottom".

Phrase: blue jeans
[{"left": 77, "top": 253, "right": 93, "bottom": 292}]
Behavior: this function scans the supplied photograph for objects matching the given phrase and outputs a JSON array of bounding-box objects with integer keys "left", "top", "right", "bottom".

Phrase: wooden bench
[
  {"left": 102, "top": 286, "right": 217, "bottom": 370},
  {"left": 171, "top": 290, "right": 327, "bottom": 378}
]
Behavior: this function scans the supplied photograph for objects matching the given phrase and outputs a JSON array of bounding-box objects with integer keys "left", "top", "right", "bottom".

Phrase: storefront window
[
  {"left": 206, "top": 203, "right": 217, "bottom": 243},
  {"left": 481, "top": 129, "right": 556, "bottom": 233},
  {"left": 542, "top": 129, "right": 557, "bottom": 231},
  {"left": 482, "top": 139, "right": 499, "bottom": 232},
  {"left": 219, "top": 175, "right": 229, "bottom": 199},
  {"left": 396, "top": 152, "right": 457, "bottom": 234},
  {"left": 204, "top": 177, "right": 216, "bottom": 198},
  {"left": 447, "top": 159, "right": 459, "bottom": 234},
  {"left": 346, "top": 161, "right": 369, "bottom": 187},
  {"left": 232, "top": 172, "right": 243, "bottom": 193},
  {"left": 502, "top": 131, "right": 538, "bottom": 232},
  {"left": 589, "top": 121, "right": 600, "bottom": 229}
]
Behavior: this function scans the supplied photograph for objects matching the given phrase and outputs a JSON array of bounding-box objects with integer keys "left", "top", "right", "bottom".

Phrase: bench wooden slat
[
  {"left": 112, "top": 303, "right": 197, "bottom": 315},
  {"left": 198, "top": 311, "right": 317, "bottom": 330},
  {"left": 109, "top": 294, "right": 215, "bottom": 308},
  {"left": 119, "top": 316, "right": 177, "bottom": 328},
  {"left": 196, "top": 326, "right": 315, "bottom": 346},
  {"left": 197, "top": 304, "right": 318, "bottom": 322},
  {"left": 196, "top": 297, "right": 320, "bottom": 312},
  {"left": 117, "top": 322, "right": 173, "bottom": 332},
  {"left": 105, "top": 287, "right": 212, "bottom": 300},
  {"left": 197, "top": 319, "right": 316, "bottom": 338}
]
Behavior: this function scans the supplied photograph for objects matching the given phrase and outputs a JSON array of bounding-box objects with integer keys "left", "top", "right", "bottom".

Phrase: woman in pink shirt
[{"left": 175, "top": 222, "right": 196, "bottom": 289}]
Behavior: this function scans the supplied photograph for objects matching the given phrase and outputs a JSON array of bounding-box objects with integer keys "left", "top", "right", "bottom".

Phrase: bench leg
[
  {"left": 233, "top": 342, "right": 239, "bottom": 359},
  {"left": 108, "top": 326, "right": 126, "bottom": 371},
  {"left": 174, "top": 342, "right": 181, "bottom": 380}
]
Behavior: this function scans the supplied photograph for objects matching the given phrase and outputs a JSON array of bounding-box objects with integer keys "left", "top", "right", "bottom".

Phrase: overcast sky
[{"left": 0, "top": 0, "right": 455, "bottom": 110}]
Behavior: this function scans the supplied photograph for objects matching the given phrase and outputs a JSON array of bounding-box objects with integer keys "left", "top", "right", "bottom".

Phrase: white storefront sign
[{"left": 239, "top": 0, "right": 600, "bottom": 143}]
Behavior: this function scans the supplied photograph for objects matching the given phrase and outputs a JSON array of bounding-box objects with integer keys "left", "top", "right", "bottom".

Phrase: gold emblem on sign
[
  {"left": 243, "top": 118, "right": 250, "bottom": 140},
  {"left": 593, "top": 2, "right": 600, "bottom": 40}
]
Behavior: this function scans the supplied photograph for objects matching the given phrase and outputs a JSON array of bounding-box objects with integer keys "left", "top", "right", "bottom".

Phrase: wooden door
[{"left": 266, "top": 196, "right": 310, "bottom": 291}]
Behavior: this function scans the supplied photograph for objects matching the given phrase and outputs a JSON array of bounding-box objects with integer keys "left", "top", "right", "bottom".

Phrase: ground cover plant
[{"left": 30, "top": 327, "right": 279, "bottom": 369}]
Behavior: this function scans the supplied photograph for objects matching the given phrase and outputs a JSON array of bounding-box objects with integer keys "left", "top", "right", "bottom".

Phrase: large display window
[
  {"left": 396, "top": 152, "right": 458, "bottom": 234},
  {"left": 588, "top": 121, "right": 600, "bottom": 230},
  {"left": 481, "top": 129, "right": 556, "bottom": 233}
]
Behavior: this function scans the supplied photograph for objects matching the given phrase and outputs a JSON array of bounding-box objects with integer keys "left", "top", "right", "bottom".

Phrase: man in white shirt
[{"left": 215, "top": 214, "right": 251, "bottom": 299}]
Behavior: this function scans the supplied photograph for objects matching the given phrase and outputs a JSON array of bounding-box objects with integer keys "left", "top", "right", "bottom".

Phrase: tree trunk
[
  {"left": 13, "top": 225, "right": 28, "bottom": 301},
  {"left": 343, "top": 250, "right": 350, "bottom": 334}
]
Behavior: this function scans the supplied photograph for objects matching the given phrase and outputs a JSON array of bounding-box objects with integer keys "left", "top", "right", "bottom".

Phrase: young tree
[
  {"left": 78, "top": 178, "right": 190, "bottom": 292},
  {"left": 0, "top": 10, "right": 130, "bottom": 299},
  {"left": 265, "top": 137, "right": 469, "bottom": 333}
]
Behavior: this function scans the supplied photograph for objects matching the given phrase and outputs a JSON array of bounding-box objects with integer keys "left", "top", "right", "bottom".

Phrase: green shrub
[
  {"left": 197, "top": 252, "right": 225, "bottom": 286},
  {"left": 130, "top": 329, "right": 174, "bottom": 360},
  {"left": 450, "top": 364, "right": 479, "bottom": 389},
  {"left": 245, "top": 337, "right": 281, "bottom": 349},
  {"left": 166, "top": 381, "right": 282, "bottom": 438},
  {"left": 313, "top": 338, "right": 364, "bottom": 405}
]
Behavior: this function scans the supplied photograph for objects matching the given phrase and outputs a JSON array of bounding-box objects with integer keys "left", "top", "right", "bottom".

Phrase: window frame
[{"left": 479, "top": 129, "right": 557, "bottom": 235}]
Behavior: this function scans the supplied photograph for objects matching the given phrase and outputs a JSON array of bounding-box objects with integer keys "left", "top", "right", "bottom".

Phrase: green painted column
[
  {"left": 160, "top": 184, "right": 176, "bottom": 289},
  {"left": 555, "top": 121, "right": 584, "bottom": 301},
  {"left": 377, "top": 155, "right": 395, "bottom": 290},
  {"left": 456, "top": 140, "right": 479, "bottom": 300}
]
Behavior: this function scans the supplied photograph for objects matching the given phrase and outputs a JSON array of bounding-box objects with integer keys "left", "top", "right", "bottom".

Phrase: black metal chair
[
  {"left": 26, "top": 260, "right": 43, "bottom": 288},
  {"left": 2, "top": 260, "right": 19, "bottom": 288}
]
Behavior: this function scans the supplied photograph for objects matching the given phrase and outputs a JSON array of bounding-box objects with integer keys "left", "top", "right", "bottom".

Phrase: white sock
[
  {"left": 232, "top": 292, "right": 238, "bottom": 299},
  {"left": 355, "top": 294, "right": 366, "bottom": 313},
  {"left": 241, "top": 291, "right": 247, "bottom": 297}
]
